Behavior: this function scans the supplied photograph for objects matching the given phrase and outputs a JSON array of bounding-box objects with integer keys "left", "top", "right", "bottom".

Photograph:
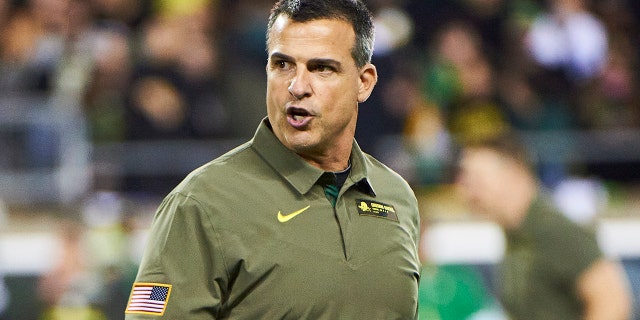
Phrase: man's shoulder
[
  {"left": 172, "top": 140, "right": 260, "bottom": 191},
  {"left": 197, "top": 140, "right": 253, "bottom": 168},
  {"left": 527, "top": 198, "right": 600, "bottom": 259},
  {"left": 361, "top": 153, "right": 417, "bottom": 204},
  {"left": 363, "top": 153, "right": 411, "bottom": 185},
  {"left": 530, "top": 198, "right": 593, "bottom": 237}
]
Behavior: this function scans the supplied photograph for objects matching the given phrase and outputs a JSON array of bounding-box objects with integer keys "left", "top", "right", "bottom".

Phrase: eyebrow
[
  {"left": 269, "top": 52, "right": 343, "bottom": 71},
  {"left": 269, "top": 52, "right": 293, "bottom": 62},
  {"left": 309, "top": 58, "right": 343, "bottom": 71}
]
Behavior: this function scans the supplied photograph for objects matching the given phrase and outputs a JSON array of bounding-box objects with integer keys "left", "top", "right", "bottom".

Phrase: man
[
  {"left": 124, "top": 0, "right": 421, "bottom": 318},
  {"left": 455, "top": 135, "right": 632, "bottom": 320}
]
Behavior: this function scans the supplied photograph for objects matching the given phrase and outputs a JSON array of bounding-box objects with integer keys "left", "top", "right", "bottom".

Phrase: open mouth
[{"left": 286, "top": 107, "right": 313, "bottom": 128}]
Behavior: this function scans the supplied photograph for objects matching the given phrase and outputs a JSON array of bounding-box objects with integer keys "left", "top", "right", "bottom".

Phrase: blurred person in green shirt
[{"left": 455, "top": 134, "right": 632, "bottom": 320}]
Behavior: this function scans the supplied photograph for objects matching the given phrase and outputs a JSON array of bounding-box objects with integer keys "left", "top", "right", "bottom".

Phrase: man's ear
[{"left": 357, "top": 63, "right": 378, "bottom": 103}]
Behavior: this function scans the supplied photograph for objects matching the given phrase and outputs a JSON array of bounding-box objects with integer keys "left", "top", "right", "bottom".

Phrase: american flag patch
[{"left": 125, "top": 283, "right": 172, "bottom": 316}]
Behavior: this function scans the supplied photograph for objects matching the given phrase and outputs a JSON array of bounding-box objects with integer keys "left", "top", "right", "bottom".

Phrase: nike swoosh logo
[{"left": 277, "top": 205, "right": 311, "bottom": 223}]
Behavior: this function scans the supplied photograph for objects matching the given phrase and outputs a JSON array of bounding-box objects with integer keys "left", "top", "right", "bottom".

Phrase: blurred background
[{"left": 1, "top": 0, "right": 640, "bottom": 319}]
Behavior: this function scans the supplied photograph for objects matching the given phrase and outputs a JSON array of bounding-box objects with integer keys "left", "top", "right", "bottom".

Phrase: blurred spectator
[
  {"left": 407, "top": 0, "right": 508, "bottom": 64},
  {"left": 455, "top": 134, "right": 632, "bottom": 320},
  {"left": 497, "top": 69, "right": 574, "bottom": 187},
  {"left": 125, "top": 3, "right": 229, "bottom": 140},
  {"left": 526, "top": 0, "right": 608, "bottom": 82},
  {"left": 125, "top": 70, "right": 191, "bottom": 140},
  {"left": 0, "top": 0, "right": 77, "bottom": 171},
  {"left": 81, "top": 191, "right": 139, "bottom": 320},
  {"left": 37, "top": 220, "right": 106, "bottom": 320},
  {"left": 519, "top": 0, "right": 610, "bottom": 133},
  {"left": 356, "top": 0, "right": 417, "bottom": 158},
  {"left": 401, "top": 93, "right": 453, "bottom": 185},
  {"left": 369, "top": 0, "right": 414, "bottom": 57},
  {"left": 566, "top": 0, "right": 640, "bottom": 181},
  {"left": 215, "top": 0, "right": 273, "bottom": 138},
  {"left": 82, "top": 23, "right": 132, "bottom": 144},
  {"left": 90, "top": 0, "right": 150, "bottom": 29},
  {"left": 171, "top": 2, "right": 231, "bottom": 139},
  {"left": 0, "top": 0, "right": 61, "bottom": 93},
  {"left": 497, "top": 70, "right": 574, "bottom": 132},
  {"left": 458, "top": 0, "right": 509, "bottom": 61},
  {"left": 577, "top": 33, "right": 639, "bottom": 129},
  {"left": 120, "top": 3, "right": 231, "bottom": 195},
  {"left": 406, "top": 0, "right": 463, "bottom": 49},
  {"left": 421, "top": 21, "right": 510, "bottom": 145},
  {"left": 37, "top": 192, "right": 140, "bottom": 319},
  {"left": 121, "top": 68, "right": 192, "bottom": 195}
]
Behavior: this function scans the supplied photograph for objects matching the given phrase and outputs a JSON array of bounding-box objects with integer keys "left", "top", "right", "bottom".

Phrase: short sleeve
[
  {"left": 125, "top": 193, "right": 228, "bottom": 319},
  {"left": 536, "top": 209, "right": 602, "bottom": 285}
]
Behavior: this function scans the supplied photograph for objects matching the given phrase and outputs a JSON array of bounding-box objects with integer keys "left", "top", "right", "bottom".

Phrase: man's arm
[
  {"left": 577, "top": 258, "right": 632, "bottom": 320},
  {"left": 125, "top": 193, "right": 227, "bottom": 319}
]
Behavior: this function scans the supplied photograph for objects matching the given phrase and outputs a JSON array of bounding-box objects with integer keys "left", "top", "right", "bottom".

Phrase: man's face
[
  {"left": 456, "top": 148, "right": 512, "bottom": 224},
  {"left": 266, "top": 15, "right": 376, "bottom": 164}
]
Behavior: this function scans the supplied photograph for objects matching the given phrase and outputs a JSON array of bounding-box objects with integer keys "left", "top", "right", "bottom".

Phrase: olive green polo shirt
[
  {"left": 125, "top": 119, "right": 421, "bottom": 319},
  {"left": 499, "top": 194, "right": 602, "bottom": 320}
]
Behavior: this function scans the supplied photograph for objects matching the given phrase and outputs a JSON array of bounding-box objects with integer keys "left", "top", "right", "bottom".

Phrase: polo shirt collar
[{"left": 251, "top": 118, "right": 374, "bottom": 196}]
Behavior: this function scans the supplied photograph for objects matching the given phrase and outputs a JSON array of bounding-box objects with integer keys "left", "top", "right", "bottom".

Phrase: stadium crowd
[{"left": 2, "top": 0, "right": 640, "bottom": 188}]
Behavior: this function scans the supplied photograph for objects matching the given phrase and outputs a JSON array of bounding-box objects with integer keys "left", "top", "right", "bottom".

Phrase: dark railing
[{"left": 2, "top": 94, "right": 640, "bottom": 206}]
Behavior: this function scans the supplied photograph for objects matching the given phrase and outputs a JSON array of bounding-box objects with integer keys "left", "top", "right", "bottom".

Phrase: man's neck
[{"left": 299, "top": 144, "right": 352, "bottom": 172}]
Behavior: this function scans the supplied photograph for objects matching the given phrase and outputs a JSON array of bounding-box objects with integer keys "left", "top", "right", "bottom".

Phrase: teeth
[{"left": 293, "top": 115, "right": 301, "bottom": 121}]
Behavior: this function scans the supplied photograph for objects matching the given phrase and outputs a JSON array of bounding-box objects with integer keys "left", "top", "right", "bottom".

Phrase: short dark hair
[
  {"left": 462, "top": 133, "right": 537, "bottom": 172},
  {"left": 266, "top": 0, "right": 375, "bottom": 68}
]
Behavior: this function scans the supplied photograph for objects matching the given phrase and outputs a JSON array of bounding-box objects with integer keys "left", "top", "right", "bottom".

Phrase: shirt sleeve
[
  {"left": 125, "top": 192, "right": 228, "bottom": 319},
  {"left": 538, "top": 209, "right": 602, "bottom": 285}
]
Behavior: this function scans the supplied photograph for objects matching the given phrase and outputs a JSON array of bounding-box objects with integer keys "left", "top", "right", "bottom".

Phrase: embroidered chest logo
[
  {"left": 356, "top": 200, "right": 398, "bottom": 222},
  {"left": 277, "top": 205, "right": 311, "bottom": 223}
]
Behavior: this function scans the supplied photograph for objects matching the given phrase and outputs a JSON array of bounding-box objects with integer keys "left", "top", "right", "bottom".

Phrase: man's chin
[{"left": 283, "top": 133, "right": 316, "bottom": 152}]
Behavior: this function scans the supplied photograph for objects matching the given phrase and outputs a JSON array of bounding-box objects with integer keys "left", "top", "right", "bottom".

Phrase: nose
[{"left": 288, "top": 70, "right": 312, "bottom": 100}]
